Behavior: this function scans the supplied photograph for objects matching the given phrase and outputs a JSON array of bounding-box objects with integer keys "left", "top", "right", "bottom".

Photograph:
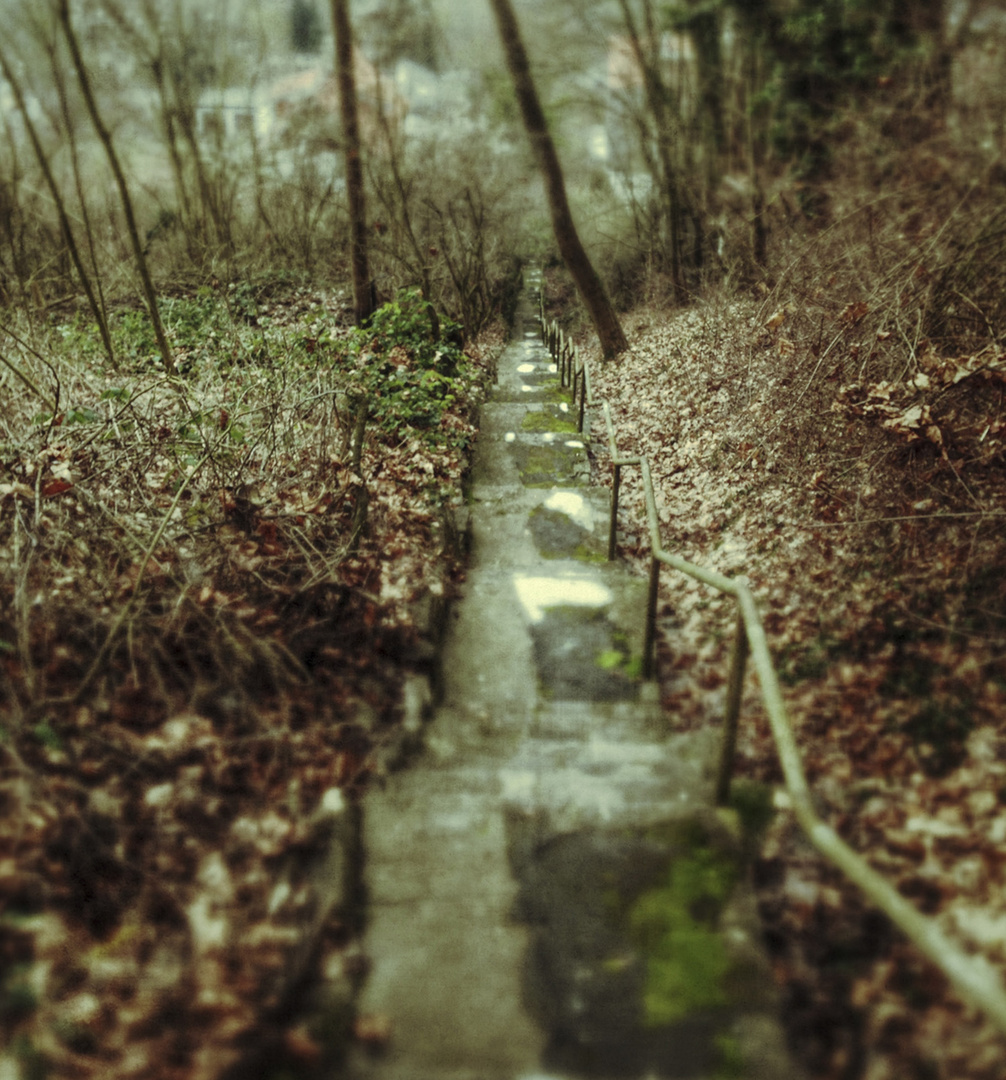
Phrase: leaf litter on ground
[
  {"left": 0, "top": 283, "right": 504, "bottom": 1078},
  {"left": 579, "top": 272, "right": 1006, "bottom": 1080}
]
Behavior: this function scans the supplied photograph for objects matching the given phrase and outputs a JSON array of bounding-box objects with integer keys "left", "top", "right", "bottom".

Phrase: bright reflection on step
[
  {"left": 505, "top": 432, "right": 516, "bottom": 442},
  {"left": 545, "top": 491, "right": 594, "bottom": 531},
  {"left": 517, "top": 363, "right": 538, "bottom": 373},
  {"left": 565, "top": 440, "right": 585, "bottom": 449},
  {"left": 513, "top": 573, "right": 612, "bottom": 624}
]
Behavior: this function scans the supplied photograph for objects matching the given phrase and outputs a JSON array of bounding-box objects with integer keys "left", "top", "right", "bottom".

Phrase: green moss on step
[
  {"left": 533, "top": 382, "right": 570, "bottom": 405},
  {"left": 629, "top": 846, "right": 738, "bottom": 1026},
  {"left": 521, "top": 409, "right": 579, "bottom": 434},
  {"left": 573, "top": 544, "right": 608, "bottom": 564},
  {"left": 594, "top": 645, "right": 642, "bottom": 679},
  {"left": 595, "top": 649, "right": 624, "bottom": 670},
  {"left": 518, "top": 444, "right": 584, "bottom": 487}
]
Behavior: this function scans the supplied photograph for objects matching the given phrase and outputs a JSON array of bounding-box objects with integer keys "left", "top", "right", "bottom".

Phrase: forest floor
[
  {"left": 570, "top": 257, "right": 1006, "bottom": 1080},
  {"left": 0, "top": 283, "right": 504, "bottom": 1079}
]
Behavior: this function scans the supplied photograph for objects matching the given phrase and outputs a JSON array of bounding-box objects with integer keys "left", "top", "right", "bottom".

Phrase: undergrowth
[{"left": 0, "top": 279, "right": 501, "bottom": 1078}]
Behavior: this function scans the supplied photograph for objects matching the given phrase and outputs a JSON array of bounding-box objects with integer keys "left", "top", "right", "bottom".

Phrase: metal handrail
[{"left": 534, "top": 290, "right": 1006, "bottom": 1037}]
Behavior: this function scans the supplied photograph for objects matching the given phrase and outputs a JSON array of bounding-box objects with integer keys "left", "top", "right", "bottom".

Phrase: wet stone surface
[
  {"left": 528, "top": 505, "right": 606, "bottom": 562},
  {"left": 528, "top": 606, "right": 637, "bottom": 701},
  {"left": 511, "top": 441, "right": 589, "bottom": 488}
]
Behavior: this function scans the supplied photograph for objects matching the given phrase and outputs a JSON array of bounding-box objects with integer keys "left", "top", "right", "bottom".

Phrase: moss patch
[
  {"left": 515, "top": 444, "right": 585, "bottom": 487},
  {"left": 594, "top": 630, "right": 642, "bottom": 679},
  {"left": 532, "top": 382, "right": 571, "bottom": 405},
  {"left": 521, "top": 409, "right": 579, "bottom": 434},
  {"left": 629, "top": 846, "right": 738, "bottom": 1026}
]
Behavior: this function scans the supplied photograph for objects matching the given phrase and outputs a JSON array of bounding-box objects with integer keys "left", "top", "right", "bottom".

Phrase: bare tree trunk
[
  {"left": 48, "top": 40, "right": 113, "bottom": 348},
  {"left": 0, "top": 42, "right": 116, "bottom": 366},
  {"left": 618, "top": 0, "right": 685, "bottom": 301},
  {"left": 0, "top": 111, "right": 31, "bottom": 311},
  {"left": 489, "top": 0, "right": 628, "bottom": 359},
  {"left": 57, "top": 0, "right": 175, "bottom": 375},
  {"left": 331, "top": 0, "right": 375, "bottom": 325}
]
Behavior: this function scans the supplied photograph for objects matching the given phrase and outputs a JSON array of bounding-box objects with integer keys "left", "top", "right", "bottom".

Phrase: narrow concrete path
[{"left": 345, "top": 274, "right": 794, "bottom": 1080}]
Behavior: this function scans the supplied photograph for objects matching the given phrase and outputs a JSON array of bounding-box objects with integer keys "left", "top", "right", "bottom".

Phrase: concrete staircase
[{"left": 344, "top": 272, "right": 795, "bottom": 1080}]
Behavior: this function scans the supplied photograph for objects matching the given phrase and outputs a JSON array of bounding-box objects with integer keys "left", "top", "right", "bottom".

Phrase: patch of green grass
[{"left": 320, "top": 288, "right": 480, "bottom": 444}]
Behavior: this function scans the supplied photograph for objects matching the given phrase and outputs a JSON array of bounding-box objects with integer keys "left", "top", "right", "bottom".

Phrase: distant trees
[
  {"left": 0, "top": 39, "right": 115, "bottom": 364},
  {"left": 599, "top": 0, "right": 963, "bottom": 288},
  {"left": 361, "top": 0, "right": 443, "bottom": 71},
  {"left": 1, "top": 0, "right": 986, "bottom": 353},
  {"left": 56, "top": 0, "right": 175, "bottom": 374},
  {"left": 490, "top": 0, "right": 628, "bottom": 358}
]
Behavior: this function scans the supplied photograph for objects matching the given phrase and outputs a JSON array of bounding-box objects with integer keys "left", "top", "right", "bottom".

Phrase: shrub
[{"left": 328, "top": 289, "right": 475, "bottom": 438}]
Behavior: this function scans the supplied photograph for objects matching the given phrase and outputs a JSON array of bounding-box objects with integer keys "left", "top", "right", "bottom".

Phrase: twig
[
  {"left": 70, "top": 441, "right": 219, "bottom": 704},
  {"left": 0, "top": 349, "right": 57, "bottom": 412}
]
